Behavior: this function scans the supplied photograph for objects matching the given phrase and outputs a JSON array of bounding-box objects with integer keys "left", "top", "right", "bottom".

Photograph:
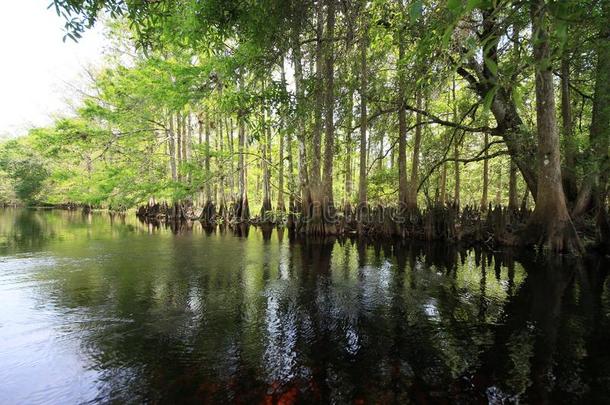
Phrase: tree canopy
[{"left": 1, "top": 0, "right": 608, "bottom": 252}]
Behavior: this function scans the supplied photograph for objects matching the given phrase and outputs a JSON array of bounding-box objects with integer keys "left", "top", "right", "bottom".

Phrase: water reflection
[{"left": 0, "top": 209, "right": 608, "bottom": 403}]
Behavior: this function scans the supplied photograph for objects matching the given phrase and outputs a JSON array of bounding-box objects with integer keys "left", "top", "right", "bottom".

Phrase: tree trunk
[
  {"left": 439, "top": 162, "right": 447, "bottom": 205},
  {"left": 227, "top": 117, "right": 235, "bottom": 203},
  {"left": 168, "top": 114, "right": 177, "bottom": 182},
  {"left": 260, "top": 98, "right": 273, "bottom": 220},
  {"left": 176, "top": 112, "right": 182, "bottom": 182},
  {"left": 304, "top": 0, "right": 332, "bottom": 235},
  {"left": 493, "top": 90, "right": 538, "bottom": 199},
  {"left": 407, "top": 93, "right": 423, "bottom": 210},
  {"left": 495, "top": 165, "right": 502, "bottom": 205},
  {"left": 285, "top": 121, "right": 295, "bottom": 219},
  {"left": 454, "top": 138, "right": 460, "bottom": 207},
  {"left": 311, "top": 0, "right": 323, "bottom": 185},
  {"left": 522, "top": 0, "right": 582, "bottom": 253},
  {"left": 508, "top": 159, "right": 519, "bottom": 211},
  {"left": 344, "top": 79, "right": 354, "bottom": 213},
  {"left": 459, "top": 7, "right": 539, "bottom": 199},
  {"left": 588, "top": 6, "right": 610, "bottom": 247},
  {"left": 197, "top": 115, "right": 204, "bottom": 207},
  {"left": 357, "top": 13, "right": 368, "bottom": 210},
  {"left": 452, "top": 76, "right": 460, "bottom": 207},
  {"left": 185, "top": 113, "right": 191, "bottom": 184},
  {"left": 201, "top": 110, "right": 215, "bottom": 223},
  {"left": 236, "top": 72, "right": 249, "bottom": 222},
  {"left": 397, "top": 30, "right": 408, "bottom": 206},
  {"left": 481, "top": 132, "right": 489, "bottom": 210},
  {"left": 277, "top": 63, "right": 287, "bottom": 213},
  {"left": 291, "top": 21, "right": 309, "bottom": 219},
  {"left": 377, "top": 135, "right": 383, "bottom": 172},
  {"left": 322, "top": 0, "right": 336, "bottom": 231},
  {"left": 212, "top": 116, "right": 217, "bottom": 208},
  {"left": 217, "top": 115, "right": 227, "bottom": 221},
  {"left": 204, "top": 112, "right": 211, "bottom": 201},
  {"left": 561, "top": 54, "right": 578, "bottom": 203}
]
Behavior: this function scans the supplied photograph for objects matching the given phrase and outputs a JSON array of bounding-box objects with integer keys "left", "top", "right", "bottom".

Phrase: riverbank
[
  {"left": 134, "top": 201, "right": 609, "bottom": 255},
  {"left": 13, "top": 202, "right": 607, "bottom": 255}
]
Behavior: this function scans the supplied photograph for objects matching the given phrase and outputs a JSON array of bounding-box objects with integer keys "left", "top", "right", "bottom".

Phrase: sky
[{"left": 0, "top": 1, "right": 106, "bottom": 138}]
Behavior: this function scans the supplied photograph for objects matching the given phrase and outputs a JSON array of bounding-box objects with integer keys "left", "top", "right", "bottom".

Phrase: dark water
[{"left": 0, "top": 209, "right": 609, "bottom": 404}]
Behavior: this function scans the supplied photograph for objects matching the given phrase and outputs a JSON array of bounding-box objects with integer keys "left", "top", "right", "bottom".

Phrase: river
[{"left": 0, "top": 208, "right": 608, "bottom": 403}]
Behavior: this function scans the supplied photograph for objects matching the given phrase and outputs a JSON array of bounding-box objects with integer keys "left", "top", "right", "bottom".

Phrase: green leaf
[
  {"left": 554, "top": 21, "right": 568, "bottom": 45},
  {"left": 482, "top": 85, "right": 498, "bottom": 112},
  {"left": 466, "top": 0, "right": 483, "bottom": 12},
  {"left": 409, "top": 0, "right": 423, "bottom": 22},
  {"left": 484, "top": 56, "right": 498, "bottom": 76},
  {"left": 513, "top": 84, "right": 524, "bottom": 109},
  {"left": 441, "top": 24, "right": 455, "bottom": 48},
  {"left": 447, "top": 0, "right": 462, "bottom": 14}
]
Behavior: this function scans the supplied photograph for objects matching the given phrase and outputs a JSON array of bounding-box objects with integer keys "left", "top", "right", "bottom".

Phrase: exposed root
[
  {"left": 520, "top": 216, "right": 583, "bottom": 254},
  {"left": 134, "top": 199, "right": 605, "bottom": 255}
]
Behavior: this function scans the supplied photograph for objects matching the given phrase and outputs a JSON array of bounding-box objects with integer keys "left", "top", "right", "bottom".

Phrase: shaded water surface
[{"left": 0, "top": 208, "right": 609, "bottom": 404}]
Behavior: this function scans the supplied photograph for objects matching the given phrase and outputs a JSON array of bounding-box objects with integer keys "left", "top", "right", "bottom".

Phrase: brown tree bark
[
  {"left": 560, "top": 54, "right": 578, "bottom": 203},
  {"left": 508, "top": 160, "right": 519, "bottom": 211},
  {"left": 204, "top": 112, "right": 211, "bottom": 201},
  {"left": 322, "top": 0, "right": 336, "bottom": 229},
  {"left": 168, "top": 113, "right": 177, "bottom": 182},
  {"left": 522, "top": 0, "right": 582, "bottom": 253},
  {"left": 344, "top": 79, "right": 354, "bottom": 213},
  {"left": 439, "top": 162, "right": 447, "bottom": 205},
  {"left": 457, "top": 6, "right": 539, "bottom": 198},
  {"left": 236, "top": 72, "right": 249, "bottom": 222},
  {"left": 397, "top": 30, "right": 408, "bottom": 206},
  {"left": 201, "top": 110, "right": 215, "bottom": 223},
  {"left": 304, "top": 0, "right": 324, "bottom": 234},
  {"left": 495, "top": 165, "right": 502, "bottom": 206},
  {"left": 481, "top": 132, "right": 489, "bottom": 210},
  {"left": 176, "top": 112, "right": 182, "bottom": 182},
  {"left": 454, "top": 138, "right": 460, "bottom": 207},
  {"left": 285, "top": 123, "right": 295, "bottom": 213},
  {"left": 289, "top": 10, "right": 309, "bottom": 219},
  {"left": 357, "top": 12, "right": 368, "bottom": 209},
  {"left": 451, "top": 76, "right": 461, "bottom": 207},
  {"left": 217, "top": 114, "right": 227, "bottom": 221},
  {"left": 185, "top": 112, "right": 191, "bottom": 184},
  {"left": 277, "top": 63, "right": 287, "bottom": 213},
  {"left": 260, "top": 87, "right": 273, "bottom": 220},
  {"left": 226, "top": 117, "right": 235, "bottom": 203},
  {"left": 311, "top": 0, "right": 323, "bottom": 185},
  {"left": 592, "top": 4, "right": 610, "bottom": 248},
  {"left": 406, "top": 93, "right": 423, "bottom": 210},
  {"left": 574, "top": 6, "right": 610, "bottom": 246},
  {"left": 572, "top": 2, "right": 610, "bottom": 218}
]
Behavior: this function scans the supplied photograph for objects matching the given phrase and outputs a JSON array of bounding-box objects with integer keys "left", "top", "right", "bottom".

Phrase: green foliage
[
  {"left": 0, "top": 140, "right": 49, "bottom": 203},
  {"left": 1, "top": 0, "right": 598, "bottom": 216}
]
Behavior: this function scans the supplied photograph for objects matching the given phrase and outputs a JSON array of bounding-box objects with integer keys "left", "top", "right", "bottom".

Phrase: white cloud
[{"left": 0, "top": 0, "right": 105, "bottom": 138}]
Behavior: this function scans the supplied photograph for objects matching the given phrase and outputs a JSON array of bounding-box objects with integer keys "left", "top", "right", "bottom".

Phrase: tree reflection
[{"left": 5, "top": 212, "right": 606, "bottom": 403}]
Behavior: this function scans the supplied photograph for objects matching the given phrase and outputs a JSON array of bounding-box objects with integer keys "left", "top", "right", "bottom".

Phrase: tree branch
[{"left": 418, "top": 150, "right": 509, "bottom": 192}]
